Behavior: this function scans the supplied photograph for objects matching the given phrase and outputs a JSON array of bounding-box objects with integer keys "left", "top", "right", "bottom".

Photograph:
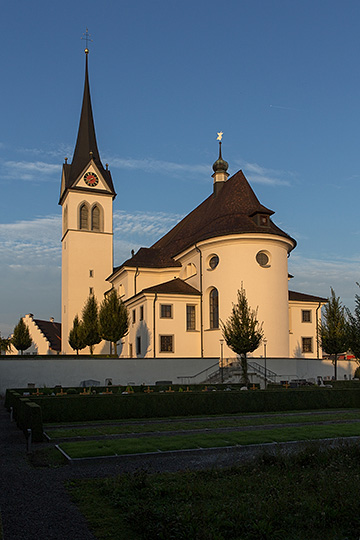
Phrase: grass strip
[
  {"left": 47, "top": 410, "right": 360, "bottom": 439},
  {"left": 59, "top": 422, "right": 360, "bottom": 458},
  {"left": 67, "top": 444, "right": 360, "bottom": 540}
]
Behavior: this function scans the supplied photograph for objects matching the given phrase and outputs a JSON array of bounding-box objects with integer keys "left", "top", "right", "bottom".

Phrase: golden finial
[{"left": 217, "top": 131, "right": 223, "bottom": 141}]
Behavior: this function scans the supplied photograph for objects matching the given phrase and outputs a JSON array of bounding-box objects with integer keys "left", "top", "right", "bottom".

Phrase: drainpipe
[
  {"left": 316, "top": 301, "right": 322, "bottom": 359},
  {"left": 195, "top": 244, "right": 204, "bottom": 357},
  {"left": 134, "top": 267, "right": 140, "bottom": 296},
  {"left": 153, "top": 292, "right": 158, "bottom": 358}
]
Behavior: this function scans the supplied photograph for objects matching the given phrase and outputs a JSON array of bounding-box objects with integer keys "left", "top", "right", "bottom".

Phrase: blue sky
[{"left": 1, "top": 0, "right": 360, "bottom": 336}]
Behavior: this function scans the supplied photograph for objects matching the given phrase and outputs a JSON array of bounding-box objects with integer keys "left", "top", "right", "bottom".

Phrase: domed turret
[{"left": 212, "top": 133, "right": 229, "bottom": 196}]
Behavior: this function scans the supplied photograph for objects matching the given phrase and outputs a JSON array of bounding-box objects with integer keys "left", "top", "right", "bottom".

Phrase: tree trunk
[
  {"left": 334, "top": 353, "right": 338, "bottom": 380},
  {"left": 240, "top": 353, "right": 249, "bottom": 385}
]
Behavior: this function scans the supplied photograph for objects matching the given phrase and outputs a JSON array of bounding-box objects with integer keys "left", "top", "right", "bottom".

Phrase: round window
[
  {"left": 256, "top": 251, "right": 270, "bottom": 267},
  {"left": 209, "top": 255, "right": 219, "bottom": 270}
]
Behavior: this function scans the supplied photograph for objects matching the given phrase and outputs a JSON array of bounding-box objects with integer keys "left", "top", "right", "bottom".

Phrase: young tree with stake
[{"left": 221, "top": 288, "right": 263, "bottom": 385}]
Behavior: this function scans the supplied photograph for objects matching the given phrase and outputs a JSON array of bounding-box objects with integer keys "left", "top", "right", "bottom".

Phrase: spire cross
[{"left": 81, "top": 28, "right": 93, "bottom": 52}]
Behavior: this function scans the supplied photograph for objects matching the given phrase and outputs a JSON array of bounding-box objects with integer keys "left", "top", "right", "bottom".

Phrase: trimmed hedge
[
  {"left": 5, "top": 387, "right": 360, "bottom": 441},
  {"left": 29, "top": 388, "right": 360, "bottom": 424}
]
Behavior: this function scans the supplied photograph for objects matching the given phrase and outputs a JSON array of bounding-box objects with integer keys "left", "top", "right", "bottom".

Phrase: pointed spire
[
  {"left": 69, "top": 49, "right": 102, "bottom": 183},
  {"left": 59, "top": 49, "right": 116, "bottom": 203}
]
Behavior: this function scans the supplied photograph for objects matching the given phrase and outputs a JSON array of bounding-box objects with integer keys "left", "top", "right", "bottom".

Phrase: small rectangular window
[
  {"left": 89, "top": 269, "right": 94, "bottom": 278},
  {"left": 136, "top": 336, "right": 141, "bottom": 356},
  {"left": 302, "top": 337, "right": 313, "bottom": 353},
  {"left": 140, "top": 306, "right": 144, "bottom": 321},
  {"left": 160, "top": 335, "right": 174, "bottom": 353},
  {"left": 302, "top": 310, "right": 311, "bottom": 323},
  {"left": 132, "top": 310, "right": 136, "bottom": 324},
  {"left": 89, "top": 287, "right": 94, "bottom": 295},
  {"left": 186, "top": 305, "right": 196, "bottom": 331},
  {"left": 160, "top": 304, "right": 172, "bottom": 318}
]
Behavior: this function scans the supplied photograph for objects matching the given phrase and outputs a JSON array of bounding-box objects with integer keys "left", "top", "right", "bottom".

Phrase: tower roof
[{"left": 59, "top": 50, "right": 116, "bottom": 203}]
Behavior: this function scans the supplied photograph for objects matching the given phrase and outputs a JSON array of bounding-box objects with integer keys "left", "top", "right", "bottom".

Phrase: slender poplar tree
[
  {"left": 319, "top": 288, "right": 349, "bottom": 380},
  {"left": 68, "top": 314, "right": 86, "bottom": 355},
  {"left": 81, "top": 295, "right": 101, "bottom": 355},
  {"left": 99, "top": 289, "right": 129, "bottom": 355},
  {"left": 346, "top": 283, "right": 360, "bottom": 362}
]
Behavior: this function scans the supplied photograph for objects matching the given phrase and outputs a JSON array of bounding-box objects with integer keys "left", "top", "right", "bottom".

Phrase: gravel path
[{"left": 0, "top": 403, "right": 284, "bottom": 540}]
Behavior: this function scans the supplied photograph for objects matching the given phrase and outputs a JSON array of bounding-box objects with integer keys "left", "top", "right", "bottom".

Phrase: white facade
[
  {"left": 61, "top": 162, "right": 114, "bottom": 354},
  {"left": 60, "top": 52, "right": 326, "bottom": 361}
]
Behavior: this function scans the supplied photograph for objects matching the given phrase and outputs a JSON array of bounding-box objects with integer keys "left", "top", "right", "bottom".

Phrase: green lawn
[
  {"left": 67, "top": 443, "right": 360, "bottom": 539},
  {"left": 47, "top": 409, "right": 360, "bottom": 439},
  {"left": 59, "top": 422, "right": 360, "bottom": 458}
]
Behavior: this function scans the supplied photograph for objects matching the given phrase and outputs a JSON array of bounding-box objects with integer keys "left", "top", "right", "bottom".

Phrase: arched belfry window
[
  {"left": 209, "top": 288, "right": 219, "bottom": 329},
  {"left": 91, "top": 205, "right": 100, "bottom": 231},
  {"left": 79, "top": 204, "right": 89, "bottom": 230}
]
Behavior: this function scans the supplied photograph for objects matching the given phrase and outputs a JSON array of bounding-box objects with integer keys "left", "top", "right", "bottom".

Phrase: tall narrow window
[
  {"left": 136, "top": 336, "right": 141, "bottom": 356},
  {"left": 91, "top": 205, "right": 100, "bottom": 231},
  {"left": 80, "top": 204, "right": 89, "bottom": 230},
  {"left": 186, "top": 305, "right": 196, "bottom": 331},
  {"left": 209, "top": 288, "right": 219, "bottom": 329}
]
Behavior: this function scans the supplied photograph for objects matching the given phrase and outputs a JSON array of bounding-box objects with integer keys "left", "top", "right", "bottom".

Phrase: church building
[{"left": 60, "top": 49, "right": 326, "bottom": 360}]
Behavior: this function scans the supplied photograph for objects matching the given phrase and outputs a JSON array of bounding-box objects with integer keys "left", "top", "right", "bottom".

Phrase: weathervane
[
  {"left": 217, "top": 131, "right": 223, "bottom": 141},
  {"left": 81, "top": 28, "right": 93, "bottom": 52}
]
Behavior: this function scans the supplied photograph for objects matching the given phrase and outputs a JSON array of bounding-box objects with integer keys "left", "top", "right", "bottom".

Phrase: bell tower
[{"left": 59, "top": 47, "right": 116, "bottom": 354}]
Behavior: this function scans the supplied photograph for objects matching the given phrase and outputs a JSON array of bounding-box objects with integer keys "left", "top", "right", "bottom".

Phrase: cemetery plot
[{"left": 52, "top": 410, "right": 360, "bottom": 459}]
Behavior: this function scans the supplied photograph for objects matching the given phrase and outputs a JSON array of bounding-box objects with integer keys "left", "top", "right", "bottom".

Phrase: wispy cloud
[
  {"left": 2, "top": 161, "right": 61, "bottom": 181},
  {"left": 289, "top": 254, "right": 360, "bottom": 310},
  {"left": 110, "top": 157, "right": 209, "bottom": 177},
  {"left": 240, "top": 161, "right": 292, "bottom": 186},
  {"left": 113, "top": 210, "right": 182, "bottom": 237},
  {"left": 270, "top": 104, "right": 300, "bottom": 111}
]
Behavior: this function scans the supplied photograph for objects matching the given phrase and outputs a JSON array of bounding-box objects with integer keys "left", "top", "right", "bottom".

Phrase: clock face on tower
[{"left": 84, "top": 172, "right": 99, "bottom": 187}]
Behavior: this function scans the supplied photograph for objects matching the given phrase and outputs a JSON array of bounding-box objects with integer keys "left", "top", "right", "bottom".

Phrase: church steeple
[
  {"left": 70, "top": 49, "right": 101, "bottom": 184},
  {"left": 59, "top": 49, "right": 116, "bottom": 204}
]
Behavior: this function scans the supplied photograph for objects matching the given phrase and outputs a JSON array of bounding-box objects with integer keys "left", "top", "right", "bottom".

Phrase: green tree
[
  {"left": 346, "top": 283, "right": 360, "bottom": 362},
  {"left": 12, "top": 318, "right": 32, "bottom": 354},
  {"left": 319, "top": 288, "right": 349, "bottom": 380},
  {"left": 68, "top": 314, "right": 86, "bottom": 355},
  {"left": 99, "top": 289, "right": 129, "bottom": 355},
  {"left": 221, "top": 288, "right": 264, "bottom": 385},
  {"left": 0, "top": 333, "right": 11, "bottom": 355},
  {"left": 81, "top": 294, "right": 101, "bottom": 355}
]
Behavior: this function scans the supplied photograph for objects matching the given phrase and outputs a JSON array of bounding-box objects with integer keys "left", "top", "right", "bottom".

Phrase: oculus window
[
  {"left": 256, "top": 251, "right": 270, "bottom": 268},
  {"left": 208, "top": 254, "right": 219, "bottom": 270}
]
